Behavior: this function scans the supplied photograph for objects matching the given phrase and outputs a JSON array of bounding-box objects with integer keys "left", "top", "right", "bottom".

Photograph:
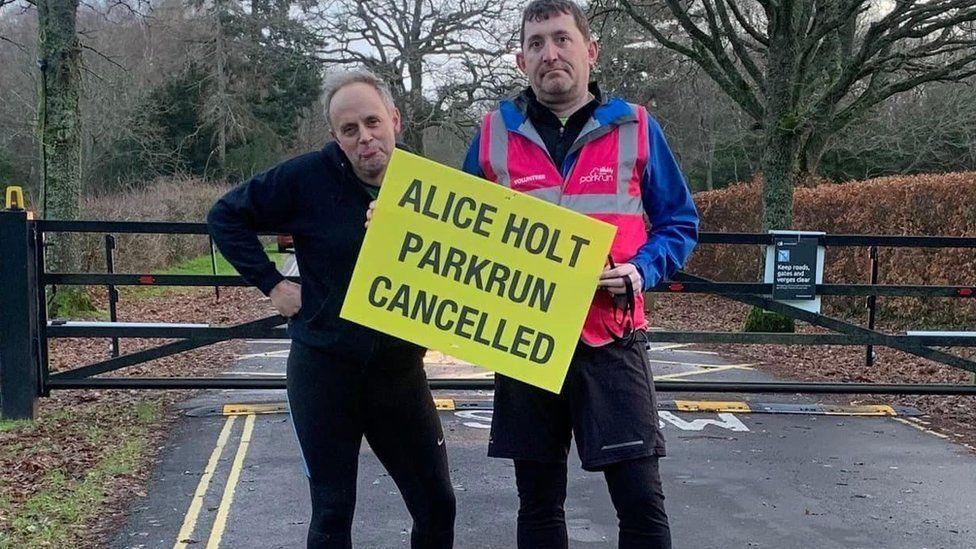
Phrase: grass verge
[
  {"left": 0, "top": 400, "right": 161, "bottom": 548},
  {"left": 1, "top": 286, "right": 271, "bottom": 547},
  {"left": 124, "top": 246, "right": 289, "bottom": 300}
]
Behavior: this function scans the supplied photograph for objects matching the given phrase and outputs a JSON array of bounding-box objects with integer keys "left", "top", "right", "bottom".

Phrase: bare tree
[
  {"left": 193, "top": 0, "right": 255, "bottom": 174},
  {"left": 590, "top": 7, "right": 758, "bottom": 191},
  {"left": 824, "top": 79, "right": 976, "bottom": 180},
  {"left": 0, "top": 11, "right": 40, "bottom": 196},
  {"left": 616, "top": 0, "right": 976, "bottom": 230},
  {"left": 309, "top": 0, "right": 522, "bottom": 154}
]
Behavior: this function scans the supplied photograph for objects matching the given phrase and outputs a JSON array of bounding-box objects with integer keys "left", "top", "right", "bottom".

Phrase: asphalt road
[{"left": 111, "top": 335, "right": 976, "bottom": 549}]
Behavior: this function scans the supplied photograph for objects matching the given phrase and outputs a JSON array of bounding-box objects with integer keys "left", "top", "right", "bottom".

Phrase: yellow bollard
[{"left": 5, "top": 186, "right": 25, "bottom": 210}]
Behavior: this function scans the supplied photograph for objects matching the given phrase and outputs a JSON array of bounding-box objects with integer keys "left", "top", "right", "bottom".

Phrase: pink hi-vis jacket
[{"left": 463, "top": 92, "right": 700, "bottom": 346}]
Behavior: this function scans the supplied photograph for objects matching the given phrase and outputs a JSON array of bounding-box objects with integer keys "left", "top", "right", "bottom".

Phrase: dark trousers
[
  {"left": 287, "top": 341, "right": 456, "bottom": 548},
  {"left": 515, "top": 457, "right": 670, "bottom": 549}
]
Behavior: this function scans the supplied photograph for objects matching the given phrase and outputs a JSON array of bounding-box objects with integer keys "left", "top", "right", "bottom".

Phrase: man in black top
[{"left": 207, "top": 69, "right": 456, "bottom": 549}]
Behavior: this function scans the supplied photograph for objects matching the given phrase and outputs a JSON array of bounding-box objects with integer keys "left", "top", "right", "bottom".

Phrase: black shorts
[{"left": 488, "top": 331, "right": 666, "bottom": 471}]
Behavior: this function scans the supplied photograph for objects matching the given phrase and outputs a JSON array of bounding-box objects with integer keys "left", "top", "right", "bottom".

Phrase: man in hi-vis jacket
[{"left": 461, "top": 1, "right": 699, "bottom": 547}]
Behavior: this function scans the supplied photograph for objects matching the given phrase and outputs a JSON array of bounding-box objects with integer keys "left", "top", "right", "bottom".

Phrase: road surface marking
[
  {"left": 893, "top": 417, "right": 949, "bottom": 439},
  {"left": 235, "top": 349, "right": 291, "bottom": 360},
  {"left": 655, "top": 365, "right": 755, "bottom": 379},
  {"left": 659, "top": 411, "right": 750, "bottom": 432},
  {"left": 206, "top": 414, "right": 256, "bottom": 549},
  {"left": 646, "top": 359, "right": 757, "bottom": 369},
  {"left": 173, "top": 415, "right": 237, "bottom": 548},
  {"left": 646, "top": 344, "right": 693, "bottom": 351},
  {"left": 671, "top": 349, "right": 720, "bottom": 356},
  {"left": 674, "top": 400, "right": 751, "bottom": 413}
]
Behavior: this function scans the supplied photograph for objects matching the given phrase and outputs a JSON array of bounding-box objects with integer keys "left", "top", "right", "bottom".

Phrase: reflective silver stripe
[
  {"left": 560, "top": 193, "right": 620, "bottom": 214},
  {"left": 517, "top": 119, "right": 549, "bottom": 153},
  {"left": 567, "top": 108, "right": 637, "bottom": 158},
  {"left": 580, "top": 116, "right": 601, "bottom": 135},
  {"left": 566, "top": 117, "right": 613, "bottom": 158},
  {"left": 616, "top": 107, "right": 643, "bottom": 215},
  {"left": 493, "top": 103, "right": 644, "bottom": 216},
  {"left": 488, "top": 110, "right": 510, "bottom": 187},
  {"left": 561, "top": 194, "right": 641, "bottom": 215},
  {"left": 524, "top": 187, "right": 562, "bottom": 204},
  {"left": 600, "top": 440, "right": 644, "bottom": 451},
  {"left": 560, "top": 105, "right": 643, "bottom": 216}
]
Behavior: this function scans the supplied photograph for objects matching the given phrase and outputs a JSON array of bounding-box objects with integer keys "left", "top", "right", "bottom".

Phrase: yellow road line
[
  {"left": 206, "top": 414, "right": 256, "bottom": 549},
  {"left": 655, "top": 364, "right": 755, "bottom": 380},
  {"left": 223, "top": 402, "right": 288, "bottom": 415},
  {"left": 893, "top": 417, "right": 950, "bottom": 439},
  {"left": 434, "top": 398, "right": 456, "bottom": 410},
  {"left": 173, "top": 415, "right": 238, "bottom": 549},
  {"left": 894, "top": 417, "right": 976, "bottom": 451},
  {"left": 675, "top": 400, "right": 751, "bottom": 413},
  {"left": 822, "top": 405, "right": 896, "bottom": 416}
]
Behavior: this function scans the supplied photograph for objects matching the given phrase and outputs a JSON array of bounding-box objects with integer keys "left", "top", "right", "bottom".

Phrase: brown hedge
[
  {"left": 686, "top": 172, "right": 976, "bottom": 322},
  {"left": 77, "top": 175, "right": 232, "bottom": 274}
]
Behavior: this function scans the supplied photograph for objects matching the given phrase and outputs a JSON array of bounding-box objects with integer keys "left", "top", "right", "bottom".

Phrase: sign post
[{"left": 764, "top": 230, "right": 825, "bottom": 313}]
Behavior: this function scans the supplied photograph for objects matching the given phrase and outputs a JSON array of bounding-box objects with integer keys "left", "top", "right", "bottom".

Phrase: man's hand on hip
[
  {"left": 598, "top": 262, "right": 642, "bottom": 295},
  {"left": 270, "top": 280, "right": 302, "bottom": 317}
]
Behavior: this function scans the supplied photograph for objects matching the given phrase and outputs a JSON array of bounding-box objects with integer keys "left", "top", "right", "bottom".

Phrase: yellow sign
[
  {"left": 341, "top": 150, "right": 616, "bottom": 393},
  {"left": 5, "top": 186, "right": 25, "bottom": 210}
]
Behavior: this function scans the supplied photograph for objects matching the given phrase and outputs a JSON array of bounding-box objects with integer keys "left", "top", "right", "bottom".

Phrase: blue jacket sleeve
[
  {"left": 628, "top": 117, "right": 700, "bottom": 291},
  {"left": 207, "top": 162, "right": 301, "bottom": 296},
  {"left": 462, "top": 131, "right": 485, "bottom": 178}
]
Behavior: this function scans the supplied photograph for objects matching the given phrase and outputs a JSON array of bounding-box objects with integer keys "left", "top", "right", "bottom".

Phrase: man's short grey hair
[{"left": 321, "top": 69, "right": 397, "bottom": 129}]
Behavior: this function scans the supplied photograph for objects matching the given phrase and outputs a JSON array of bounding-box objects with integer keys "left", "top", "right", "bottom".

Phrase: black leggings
[
  {"left": 286, "top": 341, "right": 456, "bottom": 549},
  {"left": 514, "top": 458, "right": 671, "bottom": 549}
]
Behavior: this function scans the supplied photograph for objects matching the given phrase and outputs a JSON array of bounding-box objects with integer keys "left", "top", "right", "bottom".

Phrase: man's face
[
  {"left": 517, "top": 12, "right": 598, "bottom": 104},
  {"left": 329, "top": 82, "right": 401, "bottom": 183}
]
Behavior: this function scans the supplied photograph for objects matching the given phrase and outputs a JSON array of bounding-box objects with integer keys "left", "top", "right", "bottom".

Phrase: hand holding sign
[
  {"left": 342, "top": 151, "right": 615, "bottom": 393},
  {"left": 365, "top": 200, "right": 376, "bottom": 228}
]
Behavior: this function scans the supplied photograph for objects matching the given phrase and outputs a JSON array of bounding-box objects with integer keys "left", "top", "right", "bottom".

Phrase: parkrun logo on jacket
[{"left": 579, "top": 166, "right": 614, "bottom": 184}]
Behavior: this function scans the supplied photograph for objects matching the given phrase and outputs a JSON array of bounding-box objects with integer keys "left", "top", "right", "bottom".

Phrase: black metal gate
[{"left": 2, "top": 210, "right": 975, "bottom": 420}]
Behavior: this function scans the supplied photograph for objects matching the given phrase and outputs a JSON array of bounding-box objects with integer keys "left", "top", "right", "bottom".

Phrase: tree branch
[
  {"left": 725, "top": 0, "right": 768, "bottom": 46},
  {"left": 80, "top": 43, "right": 127, "bottom": 72},
  {"left": 663, "top": 0, "right": 765, "bottom": 111},
  {"left": 829, "top": 49, "right": 976, "bottom": 142},
  {"left": 713, "top": 0, "right": 765, "bottom": 91},
  {"left": 0, "top": 34, "right": 29, "bottom": 54}
]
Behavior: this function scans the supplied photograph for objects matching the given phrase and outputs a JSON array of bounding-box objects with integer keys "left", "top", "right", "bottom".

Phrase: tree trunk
[
  {"left": 402, "top": 95, "right": 426, "bottom": 155},
  {"left": 748, "top": 3, "right": 800, "bottom": 332},
  {"left": 705, "top": 120, "right": 716, "bottom": 191},
  {"left": 403, "top": 58, "right": 426, "bottom": 155},
  {"left": 214, "top": 0, "right": 229, "bottom": 175},
  {"left": 37, "top": 0, "right": 82, "bottom": 275},
  {"left": 761, "top": 123, "right": 798, "bottom": 230},
  {"left": 760, "top": 2, "right": 800, "bottom": 232}
]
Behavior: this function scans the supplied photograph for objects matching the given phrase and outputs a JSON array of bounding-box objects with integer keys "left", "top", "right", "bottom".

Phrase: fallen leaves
[{"left": 1, "top": 286, "right": 274, "bottom": 547}]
